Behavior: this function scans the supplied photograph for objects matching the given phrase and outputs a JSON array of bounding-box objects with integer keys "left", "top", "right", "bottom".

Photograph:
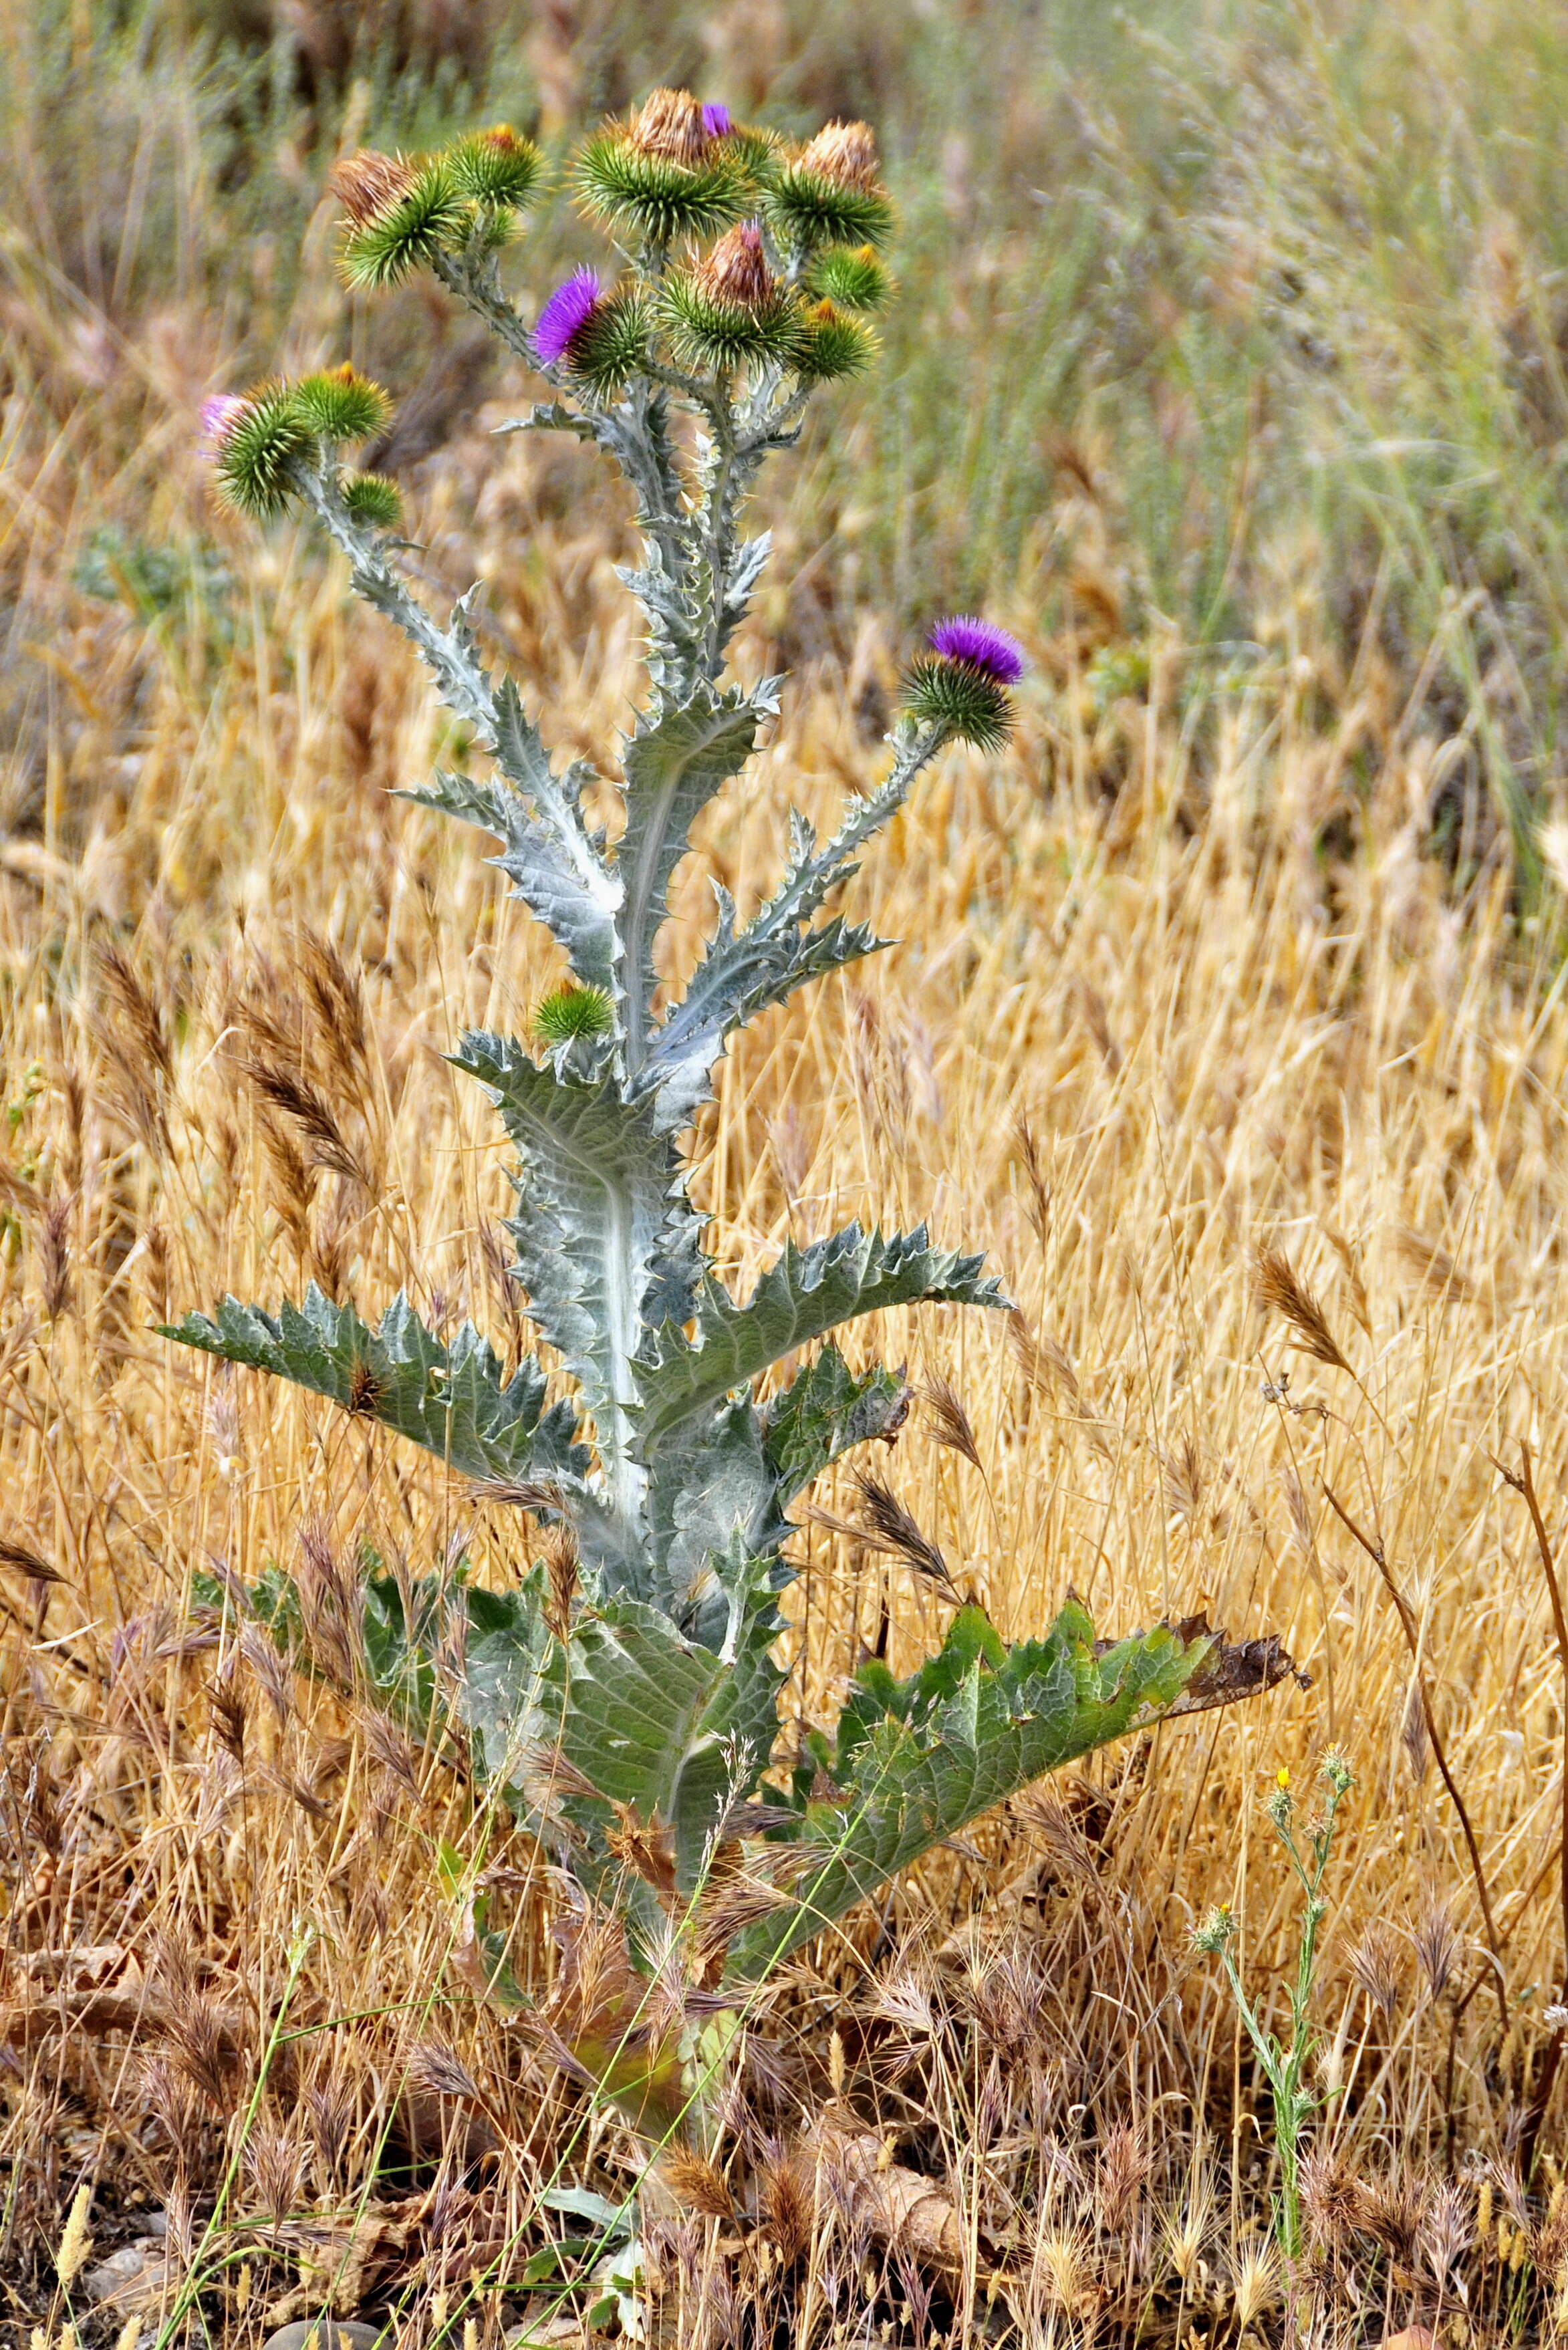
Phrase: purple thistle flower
[
  {"left": 533, "top": 267, "right": 604, "bottom": 368},
  {"left": 927, "top": 615, "right": 1026, "bottom": 685},
  {"left": 701, "top": 102, "right": 733, "bottom": 139},
  {"left": 199, "top": 393, "right": 247, "bottom": 457}
]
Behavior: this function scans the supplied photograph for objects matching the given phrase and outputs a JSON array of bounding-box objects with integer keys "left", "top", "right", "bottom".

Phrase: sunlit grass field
[{"left": 9, "top": 1, "right": 1568, "bottom": 2342}]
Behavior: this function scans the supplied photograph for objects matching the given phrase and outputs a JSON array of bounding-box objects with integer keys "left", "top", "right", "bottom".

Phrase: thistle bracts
[
  {"left": 176, "top": 84, "right": 1287, "bottom": 1994},
  {"left": 661, "top": 223, "right": 796, "bottom": 371},
  {"left": 767, "top": 119, "right": 894, "bottom": 257},
  {"left": 575, "top": 88, "right": 749, "bottom": 247},
  {"left": 332, "top": 130, "right": 543, "bottom": 288},
  {"left": 202, "top": 367, "right": 396, "bottom": 524}
]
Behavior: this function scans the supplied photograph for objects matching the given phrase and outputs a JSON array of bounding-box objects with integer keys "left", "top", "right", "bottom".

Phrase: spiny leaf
[
  {"left": 451, "top": 1032, "right": 700, "bottom": 1493},
  {"left": 162, "top": 1286, "right": 587, "bottom": 1486},
  {"left": 633, "top": 1223, "right": 1007, "bottom": 1456},
  {"left": 727, "top": 1605, "right": 1300, "bottom": 1976}
]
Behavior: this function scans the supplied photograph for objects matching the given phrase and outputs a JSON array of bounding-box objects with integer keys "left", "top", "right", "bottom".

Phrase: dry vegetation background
[{"left": 9, "top": 0, "right": 1568, "bottom": 2343}]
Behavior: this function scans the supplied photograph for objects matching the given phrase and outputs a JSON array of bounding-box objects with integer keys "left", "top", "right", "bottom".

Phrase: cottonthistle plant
[{"left": 179, "top": 94, "right": 1295, "bottom": 2001}]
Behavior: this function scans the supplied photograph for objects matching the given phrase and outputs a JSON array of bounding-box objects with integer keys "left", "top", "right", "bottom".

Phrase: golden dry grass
[{"left": 10, "top": 4, "right": 1568, "bottom": 2343}]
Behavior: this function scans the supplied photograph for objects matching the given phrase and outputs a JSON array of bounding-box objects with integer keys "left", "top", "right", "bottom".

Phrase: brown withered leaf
[
  {"left": 811, "top": 2113, "right": 970, "bottom": 2275},
  {"left": 1134, "top": 1613, "right": 1309, "bottom": 1717}
]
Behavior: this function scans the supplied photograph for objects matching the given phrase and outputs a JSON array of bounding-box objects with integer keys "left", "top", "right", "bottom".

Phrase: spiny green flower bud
[
  {"left": 446, "top": 124, "right": 544, "bottom": 211},
  {"left": 808, "top": 244, "right": 892, "bottom": 313},
  {"left": 575, "top": 88, "right": 747, "bottom": 246},
  {"left": 333, "top": 149, "right": 469, "bottom": 288},
  {"left": 341, "top": 473, "right": 404, "bottom": 529},
  {"left": 209, "top": 382, "right": 314, "bottom": 519},
  {"left": 768, "top": 120, "right": 894, "bottom": 254},
  {"left": 293, "top": 364, "right": 392, "bottom": 442},
  {"left": 792, "top": 296, "right": 877, "bottom": 382},
  {"left": 533, "top": 984, "right": 614, "bottom": 1047},
  {"left": 662, "top": 222, "right": 795, "bottom": 371}
]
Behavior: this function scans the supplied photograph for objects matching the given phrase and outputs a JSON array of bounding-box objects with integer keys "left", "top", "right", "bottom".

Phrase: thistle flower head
[
  {"left": 535, "top": 267, "right": 605, "bottom": 368},
  {"left": 903, "top": 616, "right": 1027, "bottom": 751},
  {"left": 334, "top": 152, "right": 468, "bottom": 288},
  {"left": 1191, "top": 1902, "right": 1237, "bottom": 1954},
  {"left": 798, "top": 119, "right": 881, "bottom": 191},
  {"left": 808, "top": 243, "right": 893, "bottom": 312},
  {"left": 663, "top": 225, "right": 794, "bottom": 370},
  {"left": 342, "top": 473, "right": 404, "bottom": 529},
  {"left": 209, "top": 382, "right": 314, "bottom": 519},
  {"left": 1319, "top": 1746, "right": 1353, "bottom": 1797},
  {"left": 701, "top": 102, "right": 733, "bottom": 140},
  {"left": 792, "top": 297, "right": 878, "bottom": 382},
  {"left": 927, "top": 616, "right": 1027, "bottom": 684},
  {"left": 330, "top": 148, "right": 416, "bottom": 228},
  {"left": 447, "top": 123, "right": 543, "bottom": 209},
  {"left": 292, "top": 363, "right": 392, "bottom": 442},
  {"left": 769, "top": 124, "right": 893, "bottom": 254},
  {"left": 628, "top": 86, "right": 712, "bottom": 166}
]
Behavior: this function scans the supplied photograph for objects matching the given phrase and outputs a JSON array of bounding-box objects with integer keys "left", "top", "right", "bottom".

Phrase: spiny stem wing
[
  {"left": 616, "top": 685, "right": 779, "bottom": 1066},
  {"left": 163, "top": 1286, "right": 587, "bottom": 1485},
  {"left": 727, "top": 1604, "right": 1298, "bottom": 1976},
  {"left": 637, "top": 721, "right": 941, "bottom": 1132},
  {"left": 452, "top": 1033, "right": 700, "bottom": 1509},
  {"left": 406, "top": 765, "right": 621, "bottom": 999},
  {"left": 636, "top": 886, "right": 887, "bottom": 1136},
  {"left": 633, "top": 1224, "right": 1006, "bottom": 1458}
]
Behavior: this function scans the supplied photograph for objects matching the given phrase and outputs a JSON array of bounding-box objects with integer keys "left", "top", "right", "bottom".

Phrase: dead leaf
[
  {"left": 813, "top": 2113, "right": 967, "bottom": 2274},
  {"left": 1377, "top": 2329, "right": 1438, "bottom": 2350}
]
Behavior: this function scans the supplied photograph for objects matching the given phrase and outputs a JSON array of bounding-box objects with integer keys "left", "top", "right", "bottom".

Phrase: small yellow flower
[{"left": 1276, "top": 1766, "right": 1291, "bottom": 1790}]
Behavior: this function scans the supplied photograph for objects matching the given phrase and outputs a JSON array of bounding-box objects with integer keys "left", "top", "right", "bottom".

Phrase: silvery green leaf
[
  {"left": 162, "top": 1285, "right": 587, "bottom": 1485},
  {"left": 541, "top": 1578, "right": 783, "bottom": 1889},
  {"left": 763, "top": 1344, "right": 910, "bottom": 1505},
  {"left": 616, "top": 684, "right": 779, "bottom": 1053},
  {"left": 634, "top": 1223, "right": 1007, "bottom": 1456},
  {"left": 638, "top": 887, "right": 888, "bottom": 1135},
  {"left": 451, "top": 1031, "right": 698, "bottom": 1519},
  {"left": 644, "top": 1397, "right": 787, "bottom": 1639},
  {"left": 406, "top": 764, "right": 621, "bottom": 999}
]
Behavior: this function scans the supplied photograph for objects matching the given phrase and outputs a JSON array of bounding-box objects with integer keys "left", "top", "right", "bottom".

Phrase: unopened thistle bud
[
  {"left": 904, "top": 616, "right": 1027, "bottom": 751},
  {"left": 1319, "top": 1746, "right": 1353, "bottom": 1796},
  {"left": 342, "top": 473, "right": 404, "bottom": 529},
  {"left": 792, "top": 296, "right": 876, "bottom": 382},
  {"left": 333, "top": 149, "right": 469, "bottom": 288},
  {"left": 207, "top": 382, "right": 314, "bottom": 519},
  {"left": 292, "top": 363, "right": 392, "bottom": 442},
  {"left": 446, "top": 124, "right": 543, "bottom": 211},
  {"left": 1192, "top": 1902, "right": 1237, "bottom": 1954},
  {"left": 809, "top": 244, "right": 892, "bottom": 313},
  {"left": 575, "top": 90, "right": 746, "bottom": 245},
  {"left": 663, "top": 221, "right": 795, "bottom": 370},
  {"left": 533, "top": 984, "right": 614, "bottom": 1047},
  {"left": 770, "top": 119, "right": 893, "bottom": 253}
]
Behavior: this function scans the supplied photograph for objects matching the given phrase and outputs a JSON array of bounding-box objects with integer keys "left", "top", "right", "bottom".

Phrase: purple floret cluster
[
  {"left": 533, "top": 267, "right": 604, "bottom": 367},
  {"left": 928, "top": 615, "right": 1026, "bottom": 684},
  {"left": 701, "top": 102, "right": 733, "bottom": 138},
  {"left": 199, "top": 393, "right": 246, "bottom": 455}
]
